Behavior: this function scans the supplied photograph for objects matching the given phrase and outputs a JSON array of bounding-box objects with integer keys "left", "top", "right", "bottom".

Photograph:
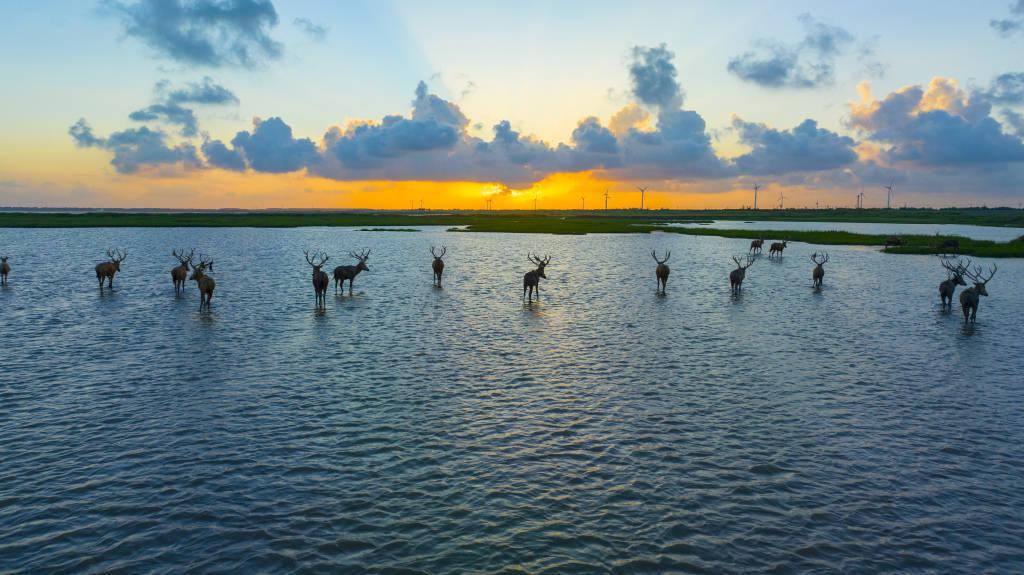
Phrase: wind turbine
[
  {"left": 604, "top": 188, "right": 610, "bottom": 210},
  {"left": 637, "top": 186, "right": 648, "bottom": 210},
  {"left": 884, "top": 179, "right": 894, "bottom": 209},
  {"left": 753, "top": 183, "right": 761, "bottom": 210},
  {"left": 581, "top": 196, "right": 586, "bottom": 210},
  {"left": 778, "top": 190, "right": 785, "bottom": 210}
]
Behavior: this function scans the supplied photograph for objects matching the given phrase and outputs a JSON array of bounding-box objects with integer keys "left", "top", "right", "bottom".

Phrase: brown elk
[
  {"left": 937, "top": 238, "right": 960, "bottom": 255},
  {"left": 170, "top": 248, "right": 194, "bottom": 294},
  {"left": 0, "top": 256, "right": 8, "bottom": 286},
  {"left": 959, "top": 263, "right": 997, "bottom": 323},
  {"left": 333, "top": 249, "right": 369, "bottom": 295},
  {"left": 189, "top": 255, "right": 215, "bottom": 311},
  {"left": 730, "top": 255, "right": 755, "bottom": 293},
  {"left": 523, "top": 253, "right": 550, "bottom": 302},
  {"left": 938, "top": 257, "right": 970, "bottom": 309},
  {"left": 749, "top": 238, "right": 764, "bottom": 254},
  {"left": 768, "top": 240, "right": 788, "bottom": 259},
  {"left": 652, "top": 250, "right": 670, "bottom": 294},
  {"left": 431, "top": 246, "right": 446, "bottom": 287},
  {"left": 95, "top": 248, "right": 127, "bottom": 288},
  {"left": 306, "top": 250, "right": 330, "bottom": 308},
  {"left": 810, "top": 252, "right": 829, "bottom": 288},
  {"left": 884, "top": 236, "right": 904, "bottom": 251}
]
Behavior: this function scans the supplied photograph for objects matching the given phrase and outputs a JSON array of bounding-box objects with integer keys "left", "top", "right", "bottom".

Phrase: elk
[
  {"left": 333, "top": 249, "right": 369, "bottom": 295},
  {"left": 306, "top": 250, "right": 330, "bottom": 308},
  {"left": 189, "top": 255, "right": 215, "bottom": 311},
  {"left": 938, "top": 257, "right": 970, "bottom": 309},
  {"left": 523, "top": 253, "right": 550, "bottom": 302},
  {"left": 749, "top": 238, "right": 764, "bottom": 254},
  {"left": 0, "top": 256, "right": 8, "bottom": 286},
  {"left": 810, "top": 252, "right": 829, "bottom": 288},
  {"left": 959, "top": 263, "right": 997, "bottom": 323},
  {"left": 884, "top": 236, "right": 904, "bottom": 251},
  {"left": 730, "top": 255, "right": 754, "bottom": 293},
  {"left": 95, "top": 248, "right": 127, "bottom": 288},
  {"left": 768, "top": 240, "right": 788, "bottom": 259},
  {"left": 170, "top": 248, "right": 194, "bottom": 294},
  {"left": 430, "top": 246, "right": 447, "bottom": 287},
  {"left": 937, "top": 238, "right": 960, "bottom": 255},
  {"left": 652, "top": 250, "right": 670, "bottom": 294}
]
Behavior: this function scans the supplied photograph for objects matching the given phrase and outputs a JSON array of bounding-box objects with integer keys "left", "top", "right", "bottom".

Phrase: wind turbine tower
[
  {"left": 637, "top": 186, "right": 648, "bottom": 210},
  {"left": 778, "top": 190, "right": 785, "bottom": 210},
  {"left": 604, "top": 188, "right": 610, "bottom": 210},
  {"left": 884, "top": 179, "right": 894, "bottom": 209},
  {"left": 753, "top": 183, "right": 761, "bottom": 210}
]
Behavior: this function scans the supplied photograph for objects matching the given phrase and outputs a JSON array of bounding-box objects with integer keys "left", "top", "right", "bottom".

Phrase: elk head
[
  {"left": 965, "top": 263, "right": 997, "bottom": 297},
  {"left": 106, "top": 248, "right": 127, "bottom": 271},
  {"left": 431, "top": 245, "right": 447, "bottom": 262},
  {"left": 529, "top": 253, "right": 550, "bottom": 278},
  {"left": 732, "top": 255, "right": 755, "bottom": 272},
  {"left": 173, "top": 248, "right": 194, "bottom": 270},
  {"left": 305, "top": 249, "right": 330, "bottom": 274},
  {"left": 940, "top": 257, "right": 969, "bottom": 287},
  {"left": 348, "top": 249, "right": 370, "bottom": 272},
  {"left": 190, "top": 255, "right": 214, "bottom": 279},
  {"left": 810, "top": 252, "right": 829, "bottom": 267},
  {"left": 651, "top": 250, "right": 670, "bottom": 266}
]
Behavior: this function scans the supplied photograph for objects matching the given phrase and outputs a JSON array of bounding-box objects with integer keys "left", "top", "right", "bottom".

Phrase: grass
[{"left": 2, "top": 208, "right": 1023, "bottom": 257}]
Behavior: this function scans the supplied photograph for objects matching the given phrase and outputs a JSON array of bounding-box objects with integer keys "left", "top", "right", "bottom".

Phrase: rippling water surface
[
  {"left": 2, "top": 227, "right": 1023, "bottom": 573},
  {"left": 668, "top": 220, "right": 1024, "bottom": 241}
]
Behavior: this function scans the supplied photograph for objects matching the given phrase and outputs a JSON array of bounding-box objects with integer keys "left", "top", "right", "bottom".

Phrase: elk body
[
  {"left": 810, "top": 252, "right": 829, "bottom": 288},
  {"left": 189, "top": 256, "right": 215, "bottom": 311},
  {"left": 730, "top": 255, "right": 754, "bottom": 293},
  {"left": 884, "top": 236, "right": 904, "bottom": 251},
  {"left": 652, "top": 250, "right": 670, "bottom": 294},
  {"left": 431, "top": 246, "right": 446, "bottom": 287},
  {"left": 768, "top": 241, "right": 788, "bottom": 259},
  {"left": 523, "top": 253, "right": 550, "bottom": 302},
  {"left": 937, "top": 238, "right": 960, "bottom": 255},
  {"left": 171, "top": 248, "right": 194, "bottom": 294},
  {"left": 749, "top": 238, "right": 764, "bottom": 254},
  {"left": 306, "top": 250, "right": 330, "bottom": 308},
  {"left": 938, "top": 258, "right": 969, "bottom": 309},
  {"left": 959, "top": 264, "right": 997, "bottom": 323},
  {"left": 333, "top": 249, "right": 369, "bottom": 295},
  {"left": 0, "top": 256, "right": 8, "bottom": 286},
  {"left": 95, "top": 249, "right": 127, "bottom": 288}
]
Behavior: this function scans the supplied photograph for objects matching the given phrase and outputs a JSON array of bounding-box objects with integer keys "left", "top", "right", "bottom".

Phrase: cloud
[
  {"left": 201, "top": 138, "right": 245, "bottom": 170},
  {"left": 727, "top": 14, "right": 856, "bottom": 89},
  {"left": 162, "top": 76, "right": 239, "bottom": 105},
  {"left": 982, "top": 72, "right": 1024, "bottom": 104},
  {"left": 608, "top": 103, "right": 651, "bottom": 137},
  {"left": 849, "top": 78, "right": 1024, "bottom": 165},
  {"left": 732, "top": 117, "right": 858, "bottom": 174},
  {"left": 103, "top": 0, "right": 282, "bottom": 68},
  {"left": 129, "top": 78, "right": 237, "bottom": 136},
  {"left": 129, "top": 102, "right": 198, "bottom": 136},
  {"left": 991, "top": 0, "right": 1024, "bottom": 36},
  {"left": 69, "top": 119, "right": 201, "bottom": 173},
  {"left": 628, "top": 44, "right": 684, "bottom": 110},
  {"left": 293, "top": 17, "right": 327, "bottom": 41},
  {"left": 229, "top": 117, "right": 319, "bottom": 173}
]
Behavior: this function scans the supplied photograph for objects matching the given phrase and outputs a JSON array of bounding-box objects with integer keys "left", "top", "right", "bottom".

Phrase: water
[
  {"left": 2, "top": 227, "right": 1023, "bottom": 573},
  {"left": 668, "top": 220, "right": 1024, "bottom": 242}
]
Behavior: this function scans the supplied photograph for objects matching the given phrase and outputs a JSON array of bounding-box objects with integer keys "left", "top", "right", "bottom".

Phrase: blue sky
[{"left": 1, "top": 0, "right": 1023, "bottom": 208}]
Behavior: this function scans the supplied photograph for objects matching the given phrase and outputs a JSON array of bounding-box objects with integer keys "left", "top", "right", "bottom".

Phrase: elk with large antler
[
  {"left": 0, "top": 256, "right": 9, "bottom": 286},
  {"left": 810, "top": 252, "right": 829, "bottom": 288},
  {"left": 768, "top": 240, "right": 788, "bottom": 259},
  {"left": 749, "top": 238, "right": 764, "bottom": 254},
  {"left": 652, "top": 250, "right": 670, "bottom": 294},
  {"left": 95, "top": 248, "right": 127, "bottom": 288},
  {"left": 305, "top": 249, "right": 330, "bottom": 308},
  {"left": 430, "top": 246, "right": 447, "bottom": 287},
  {"left": 189, "top": 254, "right": 215, "bottom": 311},
  {"left": 730, "top": 255, "right": 755, "bottom": 293},
  {"left": 959, "top": 263, "right": 997, "bottom": 323},
  {"left": 171, "top": 248, "right": 194, "bottom": 295},
  {"left": 333, "top": 249, "right": 369, "bottom": 295},
  {"left": 523, "top": 253, "right": 550, "bottom": 302},
  {"left": 938, "top": 257, "right": 970, "bottom": 309}
]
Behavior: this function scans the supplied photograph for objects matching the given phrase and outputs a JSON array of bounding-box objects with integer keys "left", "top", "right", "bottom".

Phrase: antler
[
  {"left": 194, "top": 253, "right": 214, "bottom": 271},
  {"left": 810, "top": 252, "right": 829, "bottom": 265},
  {"left": 304, "top": 249, "right": 329, "bottom": 267},
  {"left": 349, "top": 249, "right": 370, "bottom": 261},
  {"left": 528, "top": 253, "right": 542, "bottom": 265},
  {"left": 651, "top": 250, "right": 670, "bottom": 264},
  {"left": 940, "top": 257, "right": 970, "bottom": 276},
  {"left": 173, "top": 248, "right": 195, "bottom": 264},
  {"left": 733, "top": 254, "right": 755, "bottom": 269},
  {"left": 431, "top": 246, "right": 447, "bottom": 258},
  {"left": 107, "top": 248, "right": 127, "bottom": 262},
  {"left": 966, "top": 263, "right": 997, "bottom": 284}
]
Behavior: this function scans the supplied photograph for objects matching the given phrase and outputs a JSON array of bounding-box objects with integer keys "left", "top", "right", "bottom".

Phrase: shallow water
[
  {"left": 668, "top": 219, "right": 1024, "bottom": 241},
  {"left": 1, "top": 227, "right": 1023, "bottom": 573}
]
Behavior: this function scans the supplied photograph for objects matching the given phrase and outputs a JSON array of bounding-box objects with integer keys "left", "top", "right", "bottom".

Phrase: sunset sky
[{"left": 2, "top": 0, "right": 1024, "bottom": 209}]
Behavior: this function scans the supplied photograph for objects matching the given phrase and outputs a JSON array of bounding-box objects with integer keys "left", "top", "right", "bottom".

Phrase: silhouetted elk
[
  {"left": 749, "top": 238, "right": 764, "bottom": 254},
  {"left": 95, "top": 248, "right": 127, "bottom": 288},
  {"left": 938, "top": 257, "right": 970, "bottom": 309},
  {"left": 189, "top": 255, "right": 215, "bottom": 311},
  {"left": 0, "top": 256, "right": 8, "bottom": 286},
  {"left": 768, "top": 240, "right": 788, "bottom": 259},
  {"left": 937, "top": 238, "right": 960, "bottom": 255},
  {"left": 306, "top": 250, "right": 330, "bottom": 308},
  {"left": 810, "top": 252, "right": 829, "bottom": 288},
  {"left": 730, "top": 255, "right": 754, "bottom": 293},
  {"left": 959, "top": 263, "right": 997, "bottom": 323},
  {"left": 333, "top": 249, "right": 369, "bottom": 295},
  {"left": 171, "top": 248, "right": 194, "bottom": 294},
  {"left": 652, "top": 250, "right": 670, "bottom": 294},
  {"left": 431, "top": 246, "right": 447, "bottom": 287},
  {"left": 523, "top": 253, "right": 550, "bottom": 302},
  {"left": 884, "top": 236, "right": 904, "bottom": 251}
]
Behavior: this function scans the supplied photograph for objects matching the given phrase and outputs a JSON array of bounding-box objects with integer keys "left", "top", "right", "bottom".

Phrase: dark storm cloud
[
  {"left": 68, "top": 119, "right": 201, "bottom": 173},
  {"left": 727, "top": 14, "right": 856, "bottom": 89},
  {"left": 991, "top": 0, "right": 1024, "bottom": 36},
  {"left": 293, "top": 17, "right": 327, "bottom": 41},
  {"left": 732, "top": 118, "right": 858, "bottom": 174},
  {"left": 103, "top": 0, "right": 282, "bottom": 68}
]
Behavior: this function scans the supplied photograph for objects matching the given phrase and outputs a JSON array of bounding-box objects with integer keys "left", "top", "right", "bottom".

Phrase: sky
[{"left": 1, "top": 0, "right": 1023, "bottom": 209}]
